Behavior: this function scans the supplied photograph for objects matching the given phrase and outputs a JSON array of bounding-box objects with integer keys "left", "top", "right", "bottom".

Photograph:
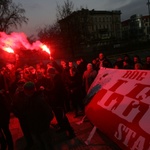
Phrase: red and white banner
[{"left": 85, "top": 68, "right": 150, "bottom": 150}]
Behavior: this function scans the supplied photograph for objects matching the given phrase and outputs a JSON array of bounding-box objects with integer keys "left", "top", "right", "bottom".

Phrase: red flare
[
  {"left": 3, "top": 47, "right": 14, "bottom": 53},
  {"left": 41, "top": 44, "right": 51, "bottom": 55},
  {"left": 0, "top": 32, "right": 52, "bottom": 56}
]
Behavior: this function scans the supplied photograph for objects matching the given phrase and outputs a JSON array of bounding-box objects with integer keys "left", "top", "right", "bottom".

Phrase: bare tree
[
  {"left": 37, "top": 0, "right": 76, "bottom": 58},
  {"left": 0, "top": 0, "right": 28, "bottom": 32},
  {"left": 56, "top": 0, "right": 74, "bottom": 20},
  {"left": 37, "top": 22, "right": 60, "bottom": 44}
]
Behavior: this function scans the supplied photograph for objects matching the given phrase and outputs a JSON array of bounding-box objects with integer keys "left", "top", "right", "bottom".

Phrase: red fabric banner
[{"left": 85, "top": 68, "right": 150, "bottom": 150}]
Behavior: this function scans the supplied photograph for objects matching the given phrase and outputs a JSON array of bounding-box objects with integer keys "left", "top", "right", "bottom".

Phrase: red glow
[
  {"left": 41, "top": 44, "right": 51, "bottom": 55},
  {"left": 3, "top": 47, "right": 14, "bottom": 53},
  {"left": 0, "top": 32, "right": 51, "bottom": 54}
]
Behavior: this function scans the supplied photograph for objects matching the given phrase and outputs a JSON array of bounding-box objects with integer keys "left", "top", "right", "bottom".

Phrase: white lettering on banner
[
  {"left": 87, "top": 69, "right": 150, "bottom": 150},
  {"left": 97, "top": 89, "right": 143, "bottom": 122},
  {"left": 122, "top": 71, "right": 147, "bottom": 81},
  {"left": 114, "top": 123, "right": 136, "bottom": 146},
  {"left": 139, "top": 108, "right": 150, "bottom": 135},
  {"left": 97, "top": 71, "right": 150, "bottom": 134},
  {"left": 115, "top": 123, "right": 150, "bottom": 150},
  {"left": 131, "top": 136, "right": 145, "bottom": 150}
]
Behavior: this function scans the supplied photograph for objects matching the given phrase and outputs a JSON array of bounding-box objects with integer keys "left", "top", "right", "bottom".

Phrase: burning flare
[
  {"left": 41, "top": 44, "right": 51, "bottom": 55},
  {"left": 0, "top": 32, "right": 51, "bottom": 54},
  {"left": 3, "top": 47, "right": 14, "bottom": 53}
]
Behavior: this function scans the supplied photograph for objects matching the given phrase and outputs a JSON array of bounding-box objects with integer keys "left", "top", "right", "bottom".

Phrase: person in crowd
[
  {"left": 36, "top": 63, "right": 46, "bottom": 75},
  {"left": 113, "top": 62, "right": 122, "bottom": 69},
  {"left": 35, "top": 71, "right": 52, "bottom": 92},
  {"left": 0, "top": 66, "right": 14, "bottom": 106},
  {"left": 66, "top": 68, "right": 84, "bottom": 118},
  {"left": 113, "top": 56, "right": 123, "bottom": 69},
  {"left": 5, "top": 63, "right": 16, "bottom": 86},
  {"left": 49, "top": 58, "right": 71, "bottom": 112},
  {"left": 1, "top": 63, "right": 15, "bottom": 94},
  {"left": 0, "top": 67, "right": 6, "bottom": 92},
  {"left": 0, "top": 92, "right": 14, "bottom": 150},
  {"left": 68, "top": 61, "right": 76, "bottom": 70},
  {"left": 76, "top": 57, "right": 87, "bottom": 99},
  {"left": 9, "top": 68, "right": 25, "bottom": 96},
  {"left": 91, "top": 58, "right": 99, "bottom": 71},
  {"left": 82, "top": 63, "right": 98, "bottom": 94},
  {"left": 76, "top": 57, "right": 87, "bottom": 78},
  {"left": 28, "top": 66, "right": 37, "bottom": 82},
  {"left": 47, "top": 67, "right": 76, "bottom": 139},
  {"left": 23, "top": 65, "right": 31, "bottom": 81},
  {"left": 133, "top": 55, "right": 143, "bottom": 69},
  {"left": 12, "top": 81, "right": 54, "bottom": 150},
  {"left": 134, "top": 63, "right": 143, "bottom": 70},
  {"left": 98, "top": 52, "right": 112, "bottom": 69},
  {"left": 123, "top": 60, "right": 132, "bottom": 69},
  {"left": 123, "top": 54, "right": 133, "bottom": 67},
  {"left": 59, "top": 59, "right": 70, "bottom": 79},
  {"left": 143, "top": 55, "right": 150, "bottom": 70},
  {"left": 46, "top": 62, "right": 54, "bottom": 76}
]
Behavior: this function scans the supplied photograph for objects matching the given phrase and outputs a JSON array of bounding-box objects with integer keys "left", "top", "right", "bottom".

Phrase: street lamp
[{"left": 147, "top": 0, "right": 150, "bottom": 36}]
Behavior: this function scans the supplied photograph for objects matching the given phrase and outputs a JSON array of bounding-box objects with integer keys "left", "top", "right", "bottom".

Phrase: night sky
[{"left": 13, "top": 0, "right": 149, "bottom": 36}]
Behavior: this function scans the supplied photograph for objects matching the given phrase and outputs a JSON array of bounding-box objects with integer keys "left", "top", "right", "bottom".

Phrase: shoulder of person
[{"left": 15, "top": 91, "right": 24, "bottom": 98}]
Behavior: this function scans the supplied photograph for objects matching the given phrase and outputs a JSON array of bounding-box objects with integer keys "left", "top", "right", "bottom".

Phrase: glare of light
[
  {"left": 3, "top": 47, "right": 14, "bottom": 53},
  {"left": 41, "top": 44, "right": 50, "bottom": 55}
]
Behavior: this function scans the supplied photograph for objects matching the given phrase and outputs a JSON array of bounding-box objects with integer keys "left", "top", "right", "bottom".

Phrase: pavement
[{"left": 9, "top": 112, "right": 120, "bottom": 150}]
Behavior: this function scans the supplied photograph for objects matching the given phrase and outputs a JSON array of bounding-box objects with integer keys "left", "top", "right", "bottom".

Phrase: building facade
[
  {"left": 122, "top": 14, "right": 150, "bottom": 41},
  {"left": 59, "top": 9, "right": 121, "bottom": 57}
]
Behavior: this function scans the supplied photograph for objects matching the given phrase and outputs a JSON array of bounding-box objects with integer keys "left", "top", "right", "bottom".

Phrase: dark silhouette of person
[
  {"left": 12, "top": 81, "right": 54, "bottom": 150},
  {"left": 0, "top": 92, "right": 14, "bottom": 150},
  {"left": 47, "top": 67, "right": 76, "bottom": 139},
  {"left": 66, "top": 68, "right": 84, "bottom": 117}
]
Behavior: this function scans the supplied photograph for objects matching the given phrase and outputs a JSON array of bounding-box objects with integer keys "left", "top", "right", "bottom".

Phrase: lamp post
[{"left": 147, "top": 0, "right": 150, "bottom": 38}]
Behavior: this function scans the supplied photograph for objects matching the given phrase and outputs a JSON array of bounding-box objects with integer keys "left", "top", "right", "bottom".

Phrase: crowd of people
[{"left": 0, "top": 52, "right": 150, "bottom": 150}]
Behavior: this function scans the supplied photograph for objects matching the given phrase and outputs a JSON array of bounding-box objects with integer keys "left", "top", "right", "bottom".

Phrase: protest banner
[{"left": 85, "top": 68, "right": 150, "bottom": 150}]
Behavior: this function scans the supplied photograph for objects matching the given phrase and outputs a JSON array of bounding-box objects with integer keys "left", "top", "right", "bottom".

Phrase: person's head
[
  {"left": 6, "top": 63, "right": 14, "bottom": 71},
  {"left": 0, "top": 67, "right": 6, "bottom": 75},
  {"left": 60, "top": 60, "right": 67, "bottom": 69},
  {"left": 36, "top": 71, "right": 44, "bottom": 79},
  {"left": 146, "top": 56, "right": 150, "bottom": 64},
  {"left": 23, "top": 81, "right": 36, "bottom": 96},
  {"left": 134, "top": 63, "right": 143, "bottom": 70},
  {"left": 17, "top": 79, "right": 26, "bottom": 89},
  {"left": 99, "top": 53, "right": 104, "bottom": 60},
  {"left": 87, "top": 63, "right": 93, "bottom": 71},
  {"left": 123, "top": 60, "right": 129, "bottom": 66},
  {"left": 68, "top": 61, "right": 74, "bottom": 68},
  {"left": 47, "top": 67, "right": 56, "bottom": 78},
  {"left": 114, "top": 61, "right": 123, "bottom": 69},
  {"left": 15, "top": 68, "right": 24, "bottom": 80},
  {"left": 29, "top": 66, "right": 36, "bottom": 74},
  {"left": 46, "top": 62, "right": 53, "bottom": 69},
  {"left": 124, "top": 54, "right": 130, "bottom": 61},
  {"left": 92, "top": 59, "right": 97, "bottom": 65},
  {"left": 76, "top": 59, "right": 81, "bottom": 65},
  {"left": 133, "top": 55, "right": 141, "bottom": 64}
]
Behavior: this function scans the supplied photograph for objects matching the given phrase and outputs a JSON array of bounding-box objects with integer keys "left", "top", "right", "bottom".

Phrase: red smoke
[{"left": 0, "top": 32, "right": 50, "bottom": 54}]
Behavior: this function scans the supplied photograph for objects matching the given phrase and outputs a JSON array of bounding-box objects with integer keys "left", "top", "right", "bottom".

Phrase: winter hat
[{"left": 23, "top": 81, "right": 35, "bottom": 91}]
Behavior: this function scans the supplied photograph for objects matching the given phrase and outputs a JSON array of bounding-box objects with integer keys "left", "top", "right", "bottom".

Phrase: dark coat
[
  {"left": 48, "top": 73, "right": 68, "bottom": 107},
  {"left": 66, "top": 73, "right": 82, "bottom": 99},
  {"left": 0, "top": 93, "right": 10, "bottom": 127},
  {"left": 13, "top": 91, "right": 53, "bottom": 134}
]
